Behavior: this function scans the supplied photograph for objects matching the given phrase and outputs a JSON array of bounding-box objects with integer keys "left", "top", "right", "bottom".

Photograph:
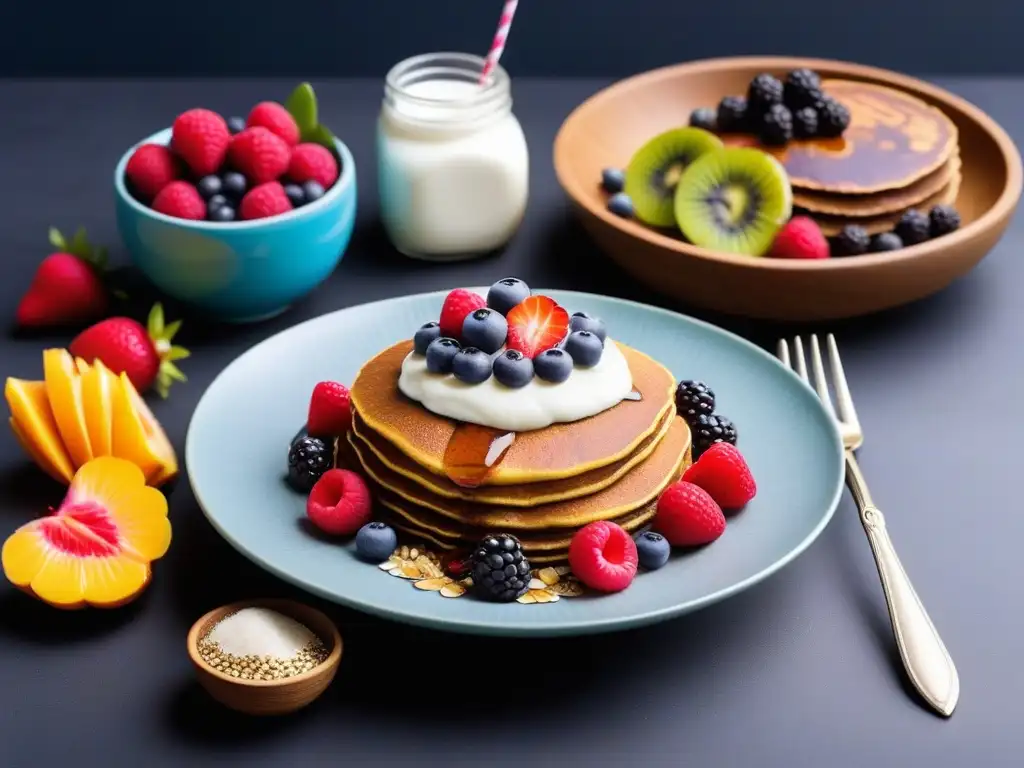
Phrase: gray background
[
  {"left": 1, "top": 0, "right": 1023, "bottom": 77},
  {"left": 0, "top": 77, "right": 1020, "bottom": 766}
]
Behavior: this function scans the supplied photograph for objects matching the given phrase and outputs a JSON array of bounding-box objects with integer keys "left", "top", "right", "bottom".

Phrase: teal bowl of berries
[{"left": 114, "top": 86, "right": 357, "bottom": 323}]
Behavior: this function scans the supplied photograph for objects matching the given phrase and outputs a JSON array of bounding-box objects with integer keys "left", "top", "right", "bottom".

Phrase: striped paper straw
[{"left": 479, "top": 0, "right": 519, "bottom": 84}]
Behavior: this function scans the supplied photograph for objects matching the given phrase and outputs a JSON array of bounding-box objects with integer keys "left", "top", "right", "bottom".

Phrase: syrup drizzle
[
  {"left": 622, "top": 389, "right": 643, "bottom": 401},
  {"left": 442, "top": 423, "right": 516, "bottom": 489}
]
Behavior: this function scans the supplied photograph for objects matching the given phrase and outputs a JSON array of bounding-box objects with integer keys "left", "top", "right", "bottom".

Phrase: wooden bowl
[
  {"left": 187, "top": 598, "right": 343, "bottom": 716},
  {"left": 553, "top": 56, "right": 1023, "bottom": 321}
]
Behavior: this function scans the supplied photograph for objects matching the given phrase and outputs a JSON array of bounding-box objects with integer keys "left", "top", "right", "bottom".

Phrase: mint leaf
[
  {"left": 70, "top": 227, "right": 90, "bottom": 257},
  {"left": 285, "top": 82, "right": 318, "bottom": 134},
  {"left": 306, "top": 123, "right": 336, "bottom": 149},
  {"left": 48, "top": 227, "right": 66, "bottom": 251}
]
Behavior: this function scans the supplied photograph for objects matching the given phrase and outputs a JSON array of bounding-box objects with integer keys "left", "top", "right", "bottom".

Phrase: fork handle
[{"left": 845, "top": 450, "right": 960, "bottom": 717}]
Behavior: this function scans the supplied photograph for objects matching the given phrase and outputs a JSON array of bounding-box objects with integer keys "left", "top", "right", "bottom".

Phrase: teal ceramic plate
[{"left": 187, "top": 289, "right": 844, "bottom": 636}]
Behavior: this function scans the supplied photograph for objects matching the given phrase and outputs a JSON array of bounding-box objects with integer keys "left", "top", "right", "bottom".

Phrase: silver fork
[{"left": 778, "top": 334, "right": 959, "bottom": 717}]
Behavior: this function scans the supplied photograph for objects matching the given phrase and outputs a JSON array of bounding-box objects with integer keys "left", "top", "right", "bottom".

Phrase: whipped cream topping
[{"left": 397, "top": 339, "right": 634, "bottom": 432}]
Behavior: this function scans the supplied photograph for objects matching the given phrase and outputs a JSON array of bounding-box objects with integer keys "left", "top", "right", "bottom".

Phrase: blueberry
[
  {"left": 207, "top": 193, "right": 228, "bottom": 210},
  {"left": 355, "top": 522, "right": 398, "bottom": 562},
  {"left": 413, "top": 321, "right": 442, "bottom": 355},
  {"left": 607, "top": 192, "right": 634, "bottom": 218},
  {"left": 303, "top": 180, "right": 326, "bottom": 203},
  {"left": 533, "top": 348, "right": 573, "bottom": 383},
  {"left": 461, "top": 308, "right": 508, "bottom": 354},
  {"left": 452, "top": 347, "right": 492, "bottom": 384},
  {"left": 208, "top": 204, "right": 236, "bottom": 222},
  {"left": 601, "top": 168, "right": 625, "bottom": 194},
  {"left": 565, "top": 330, "right": 604, "bottom": 367},
  {"left": 284, "top": 183, "right": 306, "bottom": 207},
  {"left": 870, "top": 232, "right": 903, "bottom": 252},
  {"left": 635, "top": 531, "right": 670, "bottom": 570},
  {"left": 227, "top": 116, "right": 247, "bottom": 134},
  {"left": 221, "top": 171, "right": 247, "bottom": 199},
  {"left": 569, "top": 311, "right": 607, "bottom": 343},
  {"left": 486, "top": 277, "right": 531, "bottom": 316},
  {"left": 197, "top": 175, "right": 223, "bottom": 200},
  {"left": 425, "top": 337, "right": 460, "bottom": 373},
  {"left": 492, "top": 349, "right": 534, "bottom": 388}
]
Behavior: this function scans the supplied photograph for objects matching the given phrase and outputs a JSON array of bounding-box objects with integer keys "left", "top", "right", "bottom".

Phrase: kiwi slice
[
  {"left": 673, "top": 147, "right": 793, "bottom": 256},
  {"left": 623, "top": 128, "right": 724, "bottom": 228}
]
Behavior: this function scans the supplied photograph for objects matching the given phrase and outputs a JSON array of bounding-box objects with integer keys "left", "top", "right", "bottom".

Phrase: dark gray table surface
[{"left": 0, "top": 78, "right": 1020, "bottom": 767}]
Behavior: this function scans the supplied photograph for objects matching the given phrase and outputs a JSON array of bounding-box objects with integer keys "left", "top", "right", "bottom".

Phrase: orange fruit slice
[
  {"left": 42, "top": 348, "right": 93, "bottom": 468},
  {"left": 1, "top": 456, "right": 171, "bottom": 609},
  {"left": 111, "top": 373, "right": 178, "bottom": 487},
  {"left": 4, "top": 378, "right": 75, "bottom": 483},
  {"left": 79, "top": 359, "right": 116, "bottom": 457}
]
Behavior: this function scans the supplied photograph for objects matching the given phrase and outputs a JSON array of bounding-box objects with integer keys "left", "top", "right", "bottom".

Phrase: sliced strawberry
[
  {"left": 505, "top": 296, "right": 570, "bottom": 359},
  {"left": 439, "top": 289, "right": 486, "bottom": 339}
]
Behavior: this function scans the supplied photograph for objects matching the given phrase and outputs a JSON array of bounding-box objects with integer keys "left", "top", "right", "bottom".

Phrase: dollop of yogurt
[{"left": 398, "top": 340, "right": 634, "bottom": 432}]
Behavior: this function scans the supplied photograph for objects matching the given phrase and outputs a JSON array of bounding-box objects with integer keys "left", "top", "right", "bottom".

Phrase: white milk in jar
[{"left": 377, "top": 53, "right": 529, "bottom": 260}]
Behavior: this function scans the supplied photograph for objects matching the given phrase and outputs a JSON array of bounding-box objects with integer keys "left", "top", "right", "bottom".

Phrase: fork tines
[{"left": 777, "top": 334, "right": 860, "bottom": 432}]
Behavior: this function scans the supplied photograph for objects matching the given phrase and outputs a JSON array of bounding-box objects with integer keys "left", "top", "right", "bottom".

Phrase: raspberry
[
  {"left": 307, "top": 381, "right": 352, "bottom": 438},
  {"left": 239, "top": 182, "right": 293, "bottom": 220},
  {"left": 228, "top": 127, "right": 292, "bottom": 185},
  {"left": 288, "top": 143, "right": 340, "bottom": 188},
  {"left": 568, "top": 521, "right": 639, "bottom": 593},
  {"left": 438, "top": 289, "right": 487, "bottom": 339},
  {"left": 246, "top": 101, "right": 300, "bottom": 146},
  {"left": 681, "top": 442, "right": 756, "bottom": 510},
  {"left": 654, "top": 482, "right": 726, "bottom": 547},
  {"left": 125, "top": 143, "right": 181, "bottom": 199},
  {"left": 306, "top": 469, "right": 372, "bottom": 536},
  {"left": 170, "top": 108, "right": 230, "bottom": 177},
  {"left": 151, "top": 181, "right": 206, "bottom": 220},
  {"left": 769, "top": 216, "right": 829, "bottom": 260}
]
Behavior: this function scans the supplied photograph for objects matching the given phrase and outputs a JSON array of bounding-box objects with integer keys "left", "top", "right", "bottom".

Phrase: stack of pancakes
[
  {"left": 731, "top": 79, "right": 961, "bottom": 235},
  {"left": 344, "top": 340, "right": 692, "bottom": 564}
]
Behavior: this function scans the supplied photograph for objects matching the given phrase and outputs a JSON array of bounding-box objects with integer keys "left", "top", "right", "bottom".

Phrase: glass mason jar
[{"left": 377, "top": 52, "right": 529, "bottom": 260}]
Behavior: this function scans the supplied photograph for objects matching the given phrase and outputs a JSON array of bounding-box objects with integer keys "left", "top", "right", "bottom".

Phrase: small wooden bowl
[
  {"left": 187, "top": 598, "right": 343, "bottom": 716},
  {"left": 554, "top": 56, "right": 1023, "bottom": 321}
]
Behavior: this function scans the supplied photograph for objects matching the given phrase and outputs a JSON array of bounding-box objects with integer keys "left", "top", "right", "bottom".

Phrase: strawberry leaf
[
  {"left": 165, "top": 347, "right": 190, "bottom": 362},
  {"left": 285, "top": 82, "right": 318, "bottom": 134},
  {"left": 147, "top": 303, "right": 165, "bottom": 339},
  {"left": 48, "top": 227, "right": 67, "bottom": 251}
]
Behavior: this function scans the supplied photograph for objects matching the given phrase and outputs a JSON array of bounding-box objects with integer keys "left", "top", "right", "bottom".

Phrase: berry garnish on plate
[
  {"left": 895, "top": 209, "right": 931, "bottom": 246},
  {"left": 568, "top": 520, "right": 639, "bottom": 593},
  {"left": 815, "top": 97, "right": 851, "bottom": 138},
  {"left": 413, "top": 322, "right": 442, "bottom": 355},
  {"left": 682, "top": 442, "right": 756, "bottom": 510},
  {"left": 461, "top": 308, "right": 508, "bottom": 355},
  {"left": 600, "top": 168, "right": 626, "bottom": 194},
  {"left": 469, "top": 534, "right": 532, "bottom": 602},
  {"left": 505, "top": 295, "right": 570, "bottom": 359},
  {"left": 870, "top": 232, "right": 903, "bottom": 252},
  {"left": 287, "top": 435, "right": 332, "bottom": 493},
  {"left": 355, "top": 522, "right": 398, "bottom": 562},
  {"left": 783, "top": 68, "right": 823, "bottom": 109},
  {"left": 170, "top": 108, "right": 231, "bottom": 177},
  {"left": 691, "top": 413, "right": 738, "bottom": 458},
  {"left": 425, "top": 337, "right": 461, "bottom": 373},
  {"left": 929, "top": 204, "right": 961, "bottom": 237},
  {"left": 634, "top": 531, "right": 671, "bottom": 570},
  {"left": 747, "top": 73, "right": 784, "bottom": 115},
  {"left": 759, "top": 104, "right": 794, "bottom": 146},
  {"left": 565, "top": 330, "right": 604, "bottom": 367},
  {"left": 306, "top": 469, "right": 372, "bottom": 536},
  {"left": 792, "top": 107, "right": 818, "bottom": 139},
  {"left": 125, "top": 144, "right": 182, "bottom": 200},
  {"left": 452, "top": 347, "right": 492, "bottom": 384},
  {"left": 439, "top": 289, "right": 487, "bottom": 338},
  {"left": 492, "top": 349, "right": 534, "bottom": 388},
  {"left": 831, "top": 224, "right": 871, "bottom": 256},
  {"left": 307, "top": 381, "right": 352, "bottom": 438},
  {"left": 533, "top": 347, "right": 573, "bottom": 383},
  {"left": 689, "top": 107, "right": 717, "bottom": 132},
  {"left": 769, "top": 216, "right": 829, "bottom": 260},
  {"left": 486, "top": 277, "right": 531, "bottom": 316},
  {"left": 654, "top": 481, "right": 726, "bottom": 547},
  {"left": 569, "top": 311, "right": 607, "bottom": 342},
  {"left": 675, "top": 380, "right": 715, "bottom": 426},
  {"left": 607, "top": 192, "right": 634, "bottom": 218},
  {"left": 716, "top": 95, "right": 749, "bottom": 133}
]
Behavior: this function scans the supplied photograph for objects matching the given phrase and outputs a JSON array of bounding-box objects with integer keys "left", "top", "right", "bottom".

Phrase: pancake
[
  {"left": 345, "top": 416, "right": 692, "bottom": 530},
  {"left": 722, "top": 79, "right": 958, "bottom": 194},
  {"left": 811, "top": 171, "right": 961, "bottom": 237},
  {"left": 350, "top": 405, "right": 675, "bottom": 507},
  {"left": 349, "top": 340, "right": 676, "bottom": 485},
  {"left": 792, "top": 153, "right": 960, "bottom": 217}
]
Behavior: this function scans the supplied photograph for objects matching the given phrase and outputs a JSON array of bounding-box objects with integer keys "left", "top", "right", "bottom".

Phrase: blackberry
[
  {"left": 692, "top": 414, "right": 738, "bottom": 458},
  {"left": 831, "top": 225, "right": 871, "bottom": 256},
  {"left": 793, "top": 107, "right": 818, "bottom": 139},
  {"left": 894, "top": 209, "right": 931, "bottom": 246},
  {"left": 287, "top": 436, "right": 332, "bottom": 493},
  {"left": 759, "top": 104, "right": 793, "bottom": 146},
  {"left": 929, "top": 204, "right": 961, "bottom": 237},
  {"left": 469, "top": 534, "right": 532, "bottom": 602},
  {"left": 816, "top": 98, "right": 851, "bottom": 138},
  {"left": 716, "top": 96, "right": 749, "bottom": 133},
  {"left": 689, "top": 107, "right": 718, "bottom": 132},
  {"left": 870, "top": 232, "right": 903, "bottom": 252},
  {"left": 783, "top": 69, "right": 823, "bottom": 109},
  {"left": 747, "top": 73, "right": 784, "bottom": 115},
  {"left": 675, "top": 380, "right": 716, "bottom": 426}
]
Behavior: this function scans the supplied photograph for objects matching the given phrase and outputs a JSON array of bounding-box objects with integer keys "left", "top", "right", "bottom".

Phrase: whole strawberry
[
  {"left": 16, "top": 228, "right": 111, "bottom": 329},
  {"left": 69, "top": 303, "right": 190, "bottom": 398}
]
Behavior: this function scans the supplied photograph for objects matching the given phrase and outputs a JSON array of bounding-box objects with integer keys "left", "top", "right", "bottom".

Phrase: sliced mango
[
  {"left": 4, "top": 378, "right": 75, "bottom": 483},
  {"left": 2, "top": 456, "right": 171, "bottom": 609},
  {"left": 79, "top": 359, "right": 115, "bottom": 457},
  {"left": 111, "top": 373, "right": 178, "bottom": 487},
  {"left": 43, "top": 349, "right": 93, "bottom": 468}
]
